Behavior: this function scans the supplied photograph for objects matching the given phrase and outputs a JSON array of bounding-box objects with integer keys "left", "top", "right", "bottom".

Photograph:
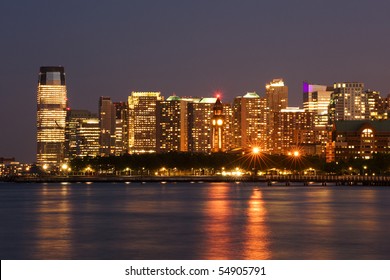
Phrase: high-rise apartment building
[
  {"left": 99, "top": 97, "right": 116, "bottom": 156},
  {"left": 270, "top": 107, "right": 316, "bottom": 155},
  {"left": 265, "top": 78, "right": 288, "bottom": 112},
  {"left": 222, "top": 103, "right": 234, "bottom": 151},
  {"left": 266, "top": 79, "right": 288, "bottom": 153},
  {"left": 365, "top": 90, "right": 387, "bottom": 120},
  {"left": 157, "top": 95, "right": 184, "bottom": 152},
  {"left": 36, "top": 66, "right": 67, "bottom": 167},
  {"left": 113, "top": 102, "right": 128, "bottom": 155},
  {"left": 128, "top": 92, "right": 163, "bottom": 153},
  {"left": 188, "top": 97, "right": 216, "bottom": 153},
  {"left": 329, "top": 82, "right": 366, "bottom": 123},
  {"left": 384, "top": 94, "right": 390, "bottom": 119},
  {"left": 232, "top": 92, "right": 268, "bottom": 151}
]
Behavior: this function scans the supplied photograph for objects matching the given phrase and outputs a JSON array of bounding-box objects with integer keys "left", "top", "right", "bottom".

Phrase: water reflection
[
  {"left": 243, "top": 189, "right": 271, "bottom": 259},
  {"left": 32, "top": 185, "right": 73, "bottom": 259},
  {"left": 200, "top": 184, "right": 270, "bottom": 259},
  {"left": 2, "top": 183, "right": 390, "bottom": 260},
  {"left": 201, "top": 183, "right": 234, "bottom": 259}
]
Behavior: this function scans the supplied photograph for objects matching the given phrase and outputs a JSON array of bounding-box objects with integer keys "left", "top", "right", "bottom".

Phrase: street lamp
[
  {"left": 252, "top": 147, "right": 261, "bottom": 178},
  {"left": 61, "top": 163, "right": 69, "bottom": 176}
]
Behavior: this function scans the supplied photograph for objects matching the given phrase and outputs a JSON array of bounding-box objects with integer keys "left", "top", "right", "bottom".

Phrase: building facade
[
  {"left": 266, "top": 78, "right": 288, "bottom": 112},
  {"left": 365, "top": 90, "right": 387, "bottom": 120},
  {"left": 303, "top": 81, "right": 333, "bottom": 155},
  {"left": 36, "top": 66, "right": 67, "bottom": 167},
  {"left": 76, "top": 118, "right": 100, "bottom": 157},
  {"left": 99, "top": 97, "right": 116, "bottom": 156},
  {"left": 188, "top": 97, "right": 216, "bottom": 153},
  {"left": 332, "top": 120, "right": 390, "bottom": 161},
  {"left": 329, "top": 82, "right": 366, "bottom": 123},
  {"left": 113, "top": 102, "right": 128, "bottom": 155},
  {"left": 232, "top": 92, "right": 268, "bottom": 151},
  {"left": 157, "top": 95, "right": 184, "bottom": 152},
  {"left": 128, "top": 92, "right": 163, "bottom": 153},
  {"left": 65, "top": 109, "right": 98, "bottom": 160},
  {"left": 270, "top": 107, "right": 316, "bottom": 155}
]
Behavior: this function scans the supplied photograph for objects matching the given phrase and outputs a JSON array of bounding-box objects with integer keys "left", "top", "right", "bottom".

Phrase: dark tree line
[
  {"left": 69, "top": 152, "right": 346, "bottom": 174},
  {"left": 69, "top": 151, "right": 390, "bottom": 175}
]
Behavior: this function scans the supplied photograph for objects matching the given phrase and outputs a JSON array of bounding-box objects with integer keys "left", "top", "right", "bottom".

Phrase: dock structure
[
  {"left": 3, "top": 174, "right": 390, "bottom": 186},
  {"left": 262, "top": 175, "right": 390, "bottom": 186}
]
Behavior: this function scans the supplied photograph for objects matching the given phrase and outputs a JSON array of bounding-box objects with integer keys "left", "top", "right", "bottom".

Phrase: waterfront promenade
[{"left": 4, "top": 174, "right": 390, "bottom": 186}]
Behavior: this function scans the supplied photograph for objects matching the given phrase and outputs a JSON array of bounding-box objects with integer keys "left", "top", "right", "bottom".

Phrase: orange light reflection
[
  {"left": 32, "top": 185, "right": 73, "bottom": 259},
  {"left": 243, "top": 189, "right": 271, "bottom": 259}
]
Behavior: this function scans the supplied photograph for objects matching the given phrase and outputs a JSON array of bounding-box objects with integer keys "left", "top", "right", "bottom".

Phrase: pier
[{"left": 3, "top": 174, "right": 390, "bottom": 186}]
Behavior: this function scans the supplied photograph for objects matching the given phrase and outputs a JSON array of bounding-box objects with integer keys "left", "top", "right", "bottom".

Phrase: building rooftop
[
  {"left": 199, "top": 97, "right": 217, "bottom": 103},
  {"left": 243, "top": 92, "right": 260, "bottom": 98},
  {"left": 166, "top": 95, "right": 181, "bottom": 101},
  {"left": 335, "top": 120, "right": 390, "bottom": 132}
]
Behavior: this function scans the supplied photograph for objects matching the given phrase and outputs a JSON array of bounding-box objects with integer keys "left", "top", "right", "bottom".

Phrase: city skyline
[
  {"left": 33, "top": 68, "right": 389, "bottom": 168},
  {"left": 1, "top": 0, "right": 390, "bottom": 162}
]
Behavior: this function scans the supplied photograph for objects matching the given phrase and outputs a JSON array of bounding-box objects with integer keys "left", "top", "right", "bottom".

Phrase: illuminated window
[{"left": 361, "top": 128, "right": 373, "bottom": 138}]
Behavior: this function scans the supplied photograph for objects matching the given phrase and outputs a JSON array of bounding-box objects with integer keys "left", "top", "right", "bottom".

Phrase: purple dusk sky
[{"left": 1, "top": 0, "right": 390, "bottom": 163}]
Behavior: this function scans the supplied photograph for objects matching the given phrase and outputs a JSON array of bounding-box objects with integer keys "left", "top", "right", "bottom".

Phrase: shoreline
[{"left": 2, "top": 174, "right": 390, "bottom": 186}]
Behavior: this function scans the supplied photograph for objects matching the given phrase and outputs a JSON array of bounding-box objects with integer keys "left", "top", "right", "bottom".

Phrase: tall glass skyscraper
[{"left": 36, "top": 66, "right": 67, "bottom": 167}]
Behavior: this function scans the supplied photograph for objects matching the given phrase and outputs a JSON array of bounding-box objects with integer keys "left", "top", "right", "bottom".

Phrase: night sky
[{"left": 1, "top": 0, "right": 390, "bottom": 163}]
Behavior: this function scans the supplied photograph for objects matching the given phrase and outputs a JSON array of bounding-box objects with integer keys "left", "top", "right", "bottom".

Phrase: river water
[{"left": 1, "top": 182, "right": 389, "bottom": 260}]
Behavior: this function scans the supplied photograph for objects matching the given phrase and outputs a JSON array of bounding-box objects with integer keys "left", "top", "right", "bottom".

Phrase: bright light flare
[{"left": 252, "top": 147, "right": 260, "bottom": 154}]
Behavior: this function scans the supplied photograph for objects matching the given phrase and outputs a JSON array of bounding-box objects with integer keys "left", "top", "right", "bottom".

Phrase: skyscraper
[
  {"left": 113, "top": 102, "right": 128, "bottom": 155},
  {"left": 188, "top": 97, "right": 215, "bottom": 153},
  {"left": 232, "top": 92, "right": 268, "bottom": 151},
  {"left": 36, "top": 66, "right": 67, "bottom": 167},
  {"left": 265, "top": 78, "right": 288, "bottom": 112},
  {"left": 65, "top": 109, "right": 98, "bottom": 160},
  {"left": 99, "top": 97, "right": 116, "bottom": 156},
  {"left": 157, "top": 95, "right": 186, "bottom": 152},
  {"left": 364, "top": 90, "right": 386, "bottom": 120},
  {"left": 128, "top": 92, "right": 163, "bottom": 153},
  {"left": 270, "top": 107, "right": 316, "bottom": 155},
  {"left": 303, "top": 81, "right": 333, "bottom": 155},
  {"left": 329, "top": 82, "right": 366, "bottom": 123}
]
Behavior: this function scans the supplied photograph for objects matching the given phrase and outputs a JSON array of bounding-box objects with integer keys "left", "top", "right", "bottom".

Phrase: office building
[
  {"left": 303, "top": 81, "right": 333, "bottom": 155},
  {"left": 65, "top": 109, "right": 98, "bottom": 160},
  {"left": 128, "top": 92, "right": 163, "bottom": 153},
  {"left": 76, "top": 118, "right": 100, "bottom": 157},
  {"left": 329, "top": 82, "right": 366, "bottom": 123},
  {"left": 114, "top": 102, "right": 128, "bottom": 155},
  {"left": 36, "top": 66, "right": 67, "bottom": 167},
  {"left": 265, "top": 78, "right": 288, "bottom": 112},
  {"left": 99, "top": 97, "right": 116, "bottom": 156}
]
